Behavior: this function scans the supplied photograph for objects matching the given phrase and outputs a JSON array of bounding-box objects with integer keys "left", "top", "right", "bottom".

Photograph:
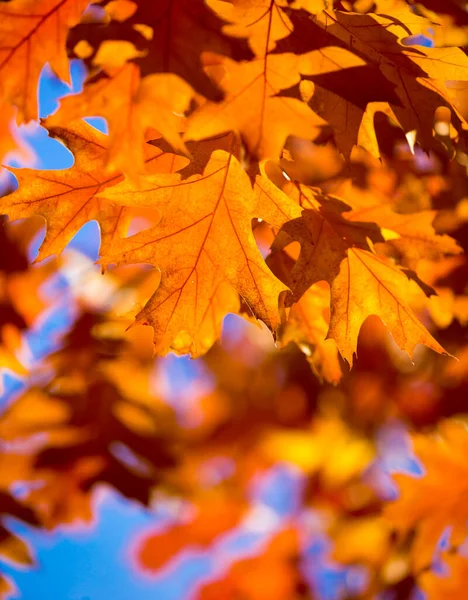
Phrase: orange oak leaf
[
  {"left": 268, "top": 249, "right": 342, "bottom": 384},
  {"left": 385, "top": 420, "right": 468, "bottom": 572},
  {"left": 2, "top": 121, "right": 187, "bottom": 261},
  {"left": 272, "top": 185, "right": 447, "bottom": 363},
  {"left": 186, "top": 2, "right": 369, "bottom": 159},
  {"left": 272, "top": 186, "right": 386, "bottom": 302},
  {"left": 420, "top": 552, "right": 468, "bottom": 600},
  {"left": 185, "top": 51, "right": 327, "bottom": 161},
  {"left": 46, "top": 61, "right": 194, "bottom": 181},
  {"left": 208, "top": 0, "right": 296, "bottom": 57},
  {"left": 98, "top": 135, "right": 303, "bottom": 355},
  {"left": 332, "top": 179, "right": 462, "bottom": 268},
  {"left": 0, "top": 0, "right": 91, "bottom": 122},
  {"left": 303, "top": 7, "right": 468, "bottom": 155},
  {"left": 69, "top": 0, "right": 253, "bottom": 101},
  {"left": 328, "top": 247, "right": 447, "bottom": 364}
]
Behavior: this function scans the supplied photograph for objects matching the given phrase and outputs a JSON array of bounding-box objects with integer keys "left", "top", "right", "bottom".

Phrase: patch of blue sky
[
  {"left": 84, "top": 117, "right": 109, "bottom": 134},
  {"left": 402, "top": 32, "right": 435, "bottom": 48},
  {"left": 4, "top": 122, "right": 74, "bottom": 172},
  {"left": 377, "top": 421, "right": 423, "bottom": 476},
  {"left": 4, "top": 61, "right": 87, "bottom": 177},
  {"left": 249, "top": 463, "right": 305, "bottom": 516},
  {"left": 402, "top": 33, "right": 435, "bottom": 48},
  {"left": 65, "top": 220, "right": 101, "bottom": 261},
  {"left": 365, "top": 421, "right": 423, "bottom": 501},
  {"left": 0, "top": 373, "right": 25, "bottom": 409},
  {"left": 153, "top": 353, "right": 216, "bottom": 425},
  {"left": 25, "top": 300, "right": 76, "bottom": 360},
  {"left": 39, "top": 61, "right": 87, "bottom": 118},
  {"left": 302, "top": 531, "right": 369, "bottom": 600},
  {"left": 2, "top": 488, "right": 211, "bottom": 600}
]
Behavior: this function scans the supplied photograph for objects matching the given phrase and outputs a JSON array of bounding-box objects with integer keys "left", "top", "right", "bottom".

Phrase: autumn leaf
[
  {"left": 420, "top": 552, "right": 468, "bottom": 600},
  {"left": 270, "top": 183, "right": 449, "bottom": 363},
  {"left": 2, "top": 121, "right": 186, "bottom": 260},
  {"left": 300, "top": 7, "right": 468, "bottom": 155},
  {"left": 333, "top": 179, "right": 462, "bottom": 269},
  {"left": 267, "top": 248, "right": 342, "bottom": 383},
  {"left": 98, "top": 135, "right": 303, "bottom": 356},
  {"left": 69, "top": 0, "right": 253, "bottom": 100},
  {"left": 185, "top": 51, "right": 327, "bottom": 161},
  {"left": 328, "top": 247, "right": 447, "bottom": 364},
  {"left": 0, "top": 0, "right": 91, "bottom": 121},
  {"left": 46, "top": 60, "right": 194, "bottom": 181},
  {"left": 186, "top": 4, "right": 364, "bottom": 160},
  {"left": 385, "top": 420, "right": 468, "bottom": 572}
]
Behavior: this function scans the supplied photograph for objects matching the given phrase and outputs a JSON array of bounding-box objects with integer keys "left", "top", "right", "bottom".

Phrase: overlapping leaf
[
  {"left": 298, "top": 5, "right": 468, "bottom": 155},
  {"left": 68, "top": 0, "right": 253, "bottom": 99},
  {"left": 0, "top": 0, "right": 91, "bottom": 121},
  {"left": 2, "top": 121, "right": 186, "bottom": 260},
  {"left": 98, "top": 135, "right": 303, "bottom": 355},
  {"left": 46, "top": 61, "right": 194, "bottom": 181},
  {"left": 271, "top": 183, "right": 449, "bottom": 363}
]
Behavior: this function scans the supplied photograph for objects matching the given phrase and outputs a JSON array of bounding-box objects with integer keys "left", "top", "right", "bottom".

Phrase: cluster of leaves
[
  {"left": 0, "top": 0, "right": 468, "bottom": 598},
  {"left": 3, "top": 0, "right": 468, "bottom": 369}
]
